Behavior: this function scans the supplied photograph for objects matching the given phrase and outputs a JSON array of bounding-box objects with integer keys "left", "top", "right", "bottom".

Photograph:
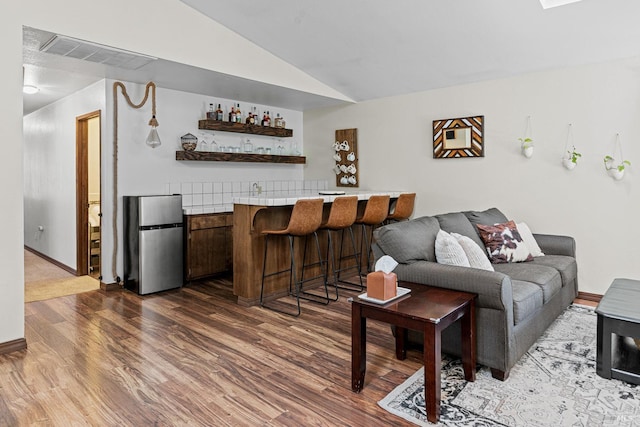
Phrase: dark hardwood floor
[{"left": 1, "top": 275, "right": 423, "bottom": 426}]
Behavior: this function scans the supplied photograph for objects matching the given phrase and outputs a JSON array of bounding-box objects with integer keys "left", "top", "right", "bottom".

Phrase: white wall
[
  {"left": 0, "top": 7, "right": 25, "bottom": 344},
  {"left": 304, "top": 57, "right": 640, "bottom": 295},
  {"left": 23, "top": 80, "right": 106, "bottom": 268}
]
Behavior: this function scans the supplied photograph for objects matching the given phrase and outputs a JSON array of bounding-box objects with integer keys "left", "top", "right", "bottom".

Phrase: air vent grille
[{"left": 40, "top": 35, "right": 156, "bottom": 70}]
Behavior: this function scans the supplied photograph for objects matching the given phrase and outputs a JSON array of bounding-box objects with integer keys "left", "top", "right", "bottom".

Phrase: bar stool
[
  {"left": 386, "top": 193, "right": 416, "bottom": 224},
  {"left": 319, "top": 196, "right": 363, "bottom": 295},
  {"left": 354, "top": 195, "right": 390, "bottom": 273},
  {"left": 260, "top": 198, "right": 329, "bottom": 317}
]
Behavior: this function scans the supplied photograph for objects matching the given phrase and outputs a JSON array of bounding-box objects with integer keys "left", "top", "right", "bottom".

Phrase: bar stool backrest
[
  {"left": 389, "top": 192, "right": 416, "bottom": 221},
  {"left": 285, "top": 198, "right": 324, "bottom": 236},
  {"left": 323, "top": 196, "right": 358, "bottom": 230},
  {"left": 358, "top": 195, "right": 390, "bottom": 225}
]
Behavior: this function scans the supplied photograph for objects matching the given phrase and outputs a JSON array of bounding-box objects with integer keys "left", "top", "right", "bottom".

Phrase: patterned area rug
[{"left": 379, "top": 305, "right": 640, "bottom": 426}]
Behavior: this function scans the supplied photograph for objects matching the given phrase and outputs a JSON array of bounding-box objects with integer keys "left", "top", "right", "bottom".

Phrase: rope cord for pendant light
[{"left": 112, "top": 81, "right": 158, "bottom": 284}]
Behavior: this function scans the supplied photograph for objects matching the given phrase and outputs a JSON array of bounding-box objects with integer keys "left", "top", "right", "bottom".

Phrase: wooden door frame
[{"left": 76, "top": 110, "right": 101, "bottom": 276}]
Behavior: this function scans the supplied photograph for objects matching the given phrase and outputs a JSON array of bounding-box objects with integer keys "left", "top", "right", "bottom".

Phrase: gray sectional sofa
[{"left": 371, "top": 208, "right": 578, "bottom": 380}]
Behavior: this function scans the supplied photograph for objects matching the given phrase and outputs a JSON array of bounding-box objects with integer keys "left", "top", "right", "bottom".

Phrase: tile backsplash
[{"left": 166, "top": 179, "right": 328, "bottom": 214}]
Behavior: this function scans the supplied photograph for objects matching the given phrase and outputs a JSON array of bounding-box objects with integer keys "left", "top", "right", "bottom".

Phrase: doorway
[{"left": 76, "top": 111, "right": 101, "bottom": 279}]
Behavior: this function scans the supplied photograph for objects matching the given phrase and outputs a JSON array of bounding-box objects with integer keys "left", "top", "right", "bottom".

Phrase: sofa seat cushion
[
  {"left": 511, "top": 280, "right": 544, "bottom": 325},
  {"left": 374, "top": 216, "right": 441, "bottom": 263},
  {"left": 494, "top": 263, "right": 562, "bottom": 303},
  {"left": 529, "top": 255, "right": 577, "bottom": 284}
]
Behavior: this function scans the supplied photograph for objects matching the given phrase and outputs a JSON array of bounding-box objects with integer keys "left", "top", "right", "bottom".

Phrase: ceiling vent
[{"left": 40, "top": 35, "right": 156, "bottom": 70}]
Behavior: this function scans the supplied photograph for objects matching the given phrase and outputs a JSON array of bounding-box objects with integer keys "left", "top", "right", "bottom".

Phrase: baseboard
[
  {"left": 577, "top": 291, "right": 602, "bottom": 303},
  {"left": 100, "top": 281, "right": 121, "bottom": 291},
  {"left": 0, "top": 338, "right": 27, "bottom": 355},
  {"left": 25, "top": 246, "right": 77, "bottom": 276}
]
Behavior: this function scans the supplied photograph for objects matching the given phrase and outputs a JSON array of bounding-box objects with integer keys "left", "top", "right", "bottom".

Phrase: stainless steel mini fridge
[{"left": 123, "top": 195, "right": 184, "bottom": 295}]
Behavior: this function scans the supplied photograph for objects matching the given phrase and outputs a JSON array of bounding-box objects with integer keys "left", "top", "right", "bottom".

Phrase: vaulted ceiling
[{"left": 22, "top": 0, "right": 640, "bottom": 115}]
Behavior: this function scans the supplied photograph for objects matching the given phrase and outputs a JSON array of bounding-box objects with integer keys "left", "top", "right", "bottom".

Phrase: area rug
[
  {"left": 25, "top": 276, "right": 100, "bottom": 302},
  {"left": 379, "top": 305, "right": 640, "bottom": 426}
]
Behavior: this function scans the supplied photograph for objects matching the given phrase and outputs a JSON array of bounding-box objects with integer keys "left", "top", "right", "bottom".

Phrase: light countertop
[{"left": 182, "top": 190, "right": 404, "bottom": 215}]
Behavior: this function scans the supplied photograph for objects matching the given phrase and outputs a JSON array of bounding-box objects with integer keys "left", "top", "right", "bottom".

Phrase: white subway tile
[{"left": 181, "top": 183, "right": 193, "bottom": 195}]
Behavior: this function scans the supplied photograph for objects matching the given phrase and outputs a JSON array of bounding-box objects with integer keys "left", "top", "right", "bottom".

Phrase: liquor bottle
[
  {"left": 251, "top": 107, "right": 258, "bottom": 125},
  {"left": 215, "top": 104, "right": 224, "bottom": 121},
  {"left": 274, "top": 113, "right": 285, "bottom": 128},
  {"left": 262, "top": 111, "right": 271, "bottom": 127},
  {"left": 207, "top": 103, "right": 215, "bottom": 119},
  {"left": 229, "top": 105, "right": 236, "bottom": 123},
  {"left": 245, "top": 110, "right": 252, "bottom": 125},
  {"left": 235, "top": 103, "right": 242, "bottom": 123}
]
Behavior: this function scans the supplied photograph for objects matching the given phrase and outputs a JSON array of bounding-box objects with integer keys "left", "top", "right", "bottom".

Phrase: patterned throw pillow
[
  {"left": 476, "top": 221, "right": 534, "bottom": 264},
  {"left": 516, "top": 222, "right": 544, "bottom": 257},
  {"left": 434, "top": 230, "right": 470, "bottom": 267}
]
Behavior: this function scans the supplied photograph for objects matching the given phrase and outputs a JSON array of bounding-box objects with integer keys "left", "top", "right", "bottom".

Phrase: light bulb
[{"left": 146, "top": 126, "right": 161, "bottom": 148}]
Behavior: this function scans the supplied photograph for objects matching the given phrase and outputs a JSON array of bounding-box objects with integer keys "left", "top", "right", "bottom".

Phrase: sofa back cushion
[
  {"left": 374, "top": 216, "right": 441, "bottom": 263},
  {"left": 435, "top": 212, "right": 486, "bottom": 249},
  {"left": 463, "top": 207, "right": 509, "bottom": 243}
]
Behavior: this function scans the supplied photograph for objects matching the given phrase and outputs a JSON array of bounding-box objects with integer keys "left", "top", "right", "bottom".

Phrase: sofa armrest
[
  {"left": 394, "top": 261, "right": 513, "bottom": 313},
  {"left": 533, "top": 234, "right": 576, "bottom": 257}
]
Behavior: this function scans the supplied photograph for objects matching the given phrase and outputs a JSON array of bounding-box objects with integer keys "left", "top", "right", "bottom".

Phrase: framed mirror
[{"left": 433, "top": 115, "right": 484, "bottom": 158}]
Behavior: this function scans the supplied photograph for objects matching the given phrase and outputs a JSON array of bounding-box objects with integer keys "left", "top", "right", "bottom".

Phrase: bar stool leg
[
  {"left": 260, "top": 234, "right": 302, "bottom": 317},
  {"left": 335, "top": 227, "right": 364, "bottom": 291},
  {"left": 297, "top": 231, "right": 332, "bottom": 304}
]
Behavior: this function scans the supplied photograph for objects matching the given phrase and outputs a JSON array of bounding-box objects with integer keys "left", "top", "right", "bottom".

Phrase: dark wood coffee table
[
  {"left": 596, "top": 278, "right": 640, "bottom": 385},
  {"left": 351, "top": 281, "right": 476, "bottom": 424}
]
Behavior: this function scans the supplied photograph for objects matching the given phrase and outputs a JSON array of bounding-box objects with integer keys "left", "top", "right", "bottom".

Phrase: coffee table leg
[
  {"left": 460, "top": 300, "right": 476, "bottom": 382},
  {"left": 596, "top": 314, "right": 612, "bottom": 379},
  {"left": 395, "top": 326, "right": 408, "bottom": 360},
  {"left": 352, "top": 303, "right": 366, "bottom": 392},
  {"left": 424, "top": 323, "right": 441, "bottom": 423}
]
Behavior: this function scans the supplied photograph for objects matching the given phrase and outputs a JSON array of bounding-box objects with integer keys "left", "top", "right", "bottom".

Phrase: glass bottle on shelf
[
  {"left": 274, "top": 113, "right": 285, "bottom": 128},
  {"left": 229, "top": 105, "right": 236, "bottom": 123},
  {"left": 245, "top": 109, "right": 253, "bottom": 125},
  {"left": 235, "top": 103, "right": 242, "bottom": 123},
  {"left": 207, "top": 103, "right": 215, "bottom": 119},
  {"left": 262, "top": 111, "right": 271, "bottom": 127},
  {"left": 243, "top": 138, "right": 253, "bottom": 153},
  {"left": 215, "top": 104, "right": 224, "bottom": 121}
]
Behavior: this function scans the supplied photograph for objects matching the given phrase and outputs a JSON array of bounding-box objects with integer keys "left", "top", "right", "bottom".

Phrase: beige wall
[{"left": 304, "top": 57, "right": 640, "bottom": 295}]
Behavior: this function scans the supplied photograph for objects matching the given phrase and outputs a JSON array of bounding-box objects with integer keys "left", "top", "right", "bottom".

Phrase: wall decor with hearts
[{"left": 334, "top": 128, "right": 359, "bottom": 187}]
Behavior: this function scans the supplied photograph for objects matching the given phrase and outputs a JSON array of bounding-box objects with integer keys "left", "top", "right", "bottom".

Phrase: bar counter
[{"left": 232, "top": 190, "right": 402, "bottom": 306}]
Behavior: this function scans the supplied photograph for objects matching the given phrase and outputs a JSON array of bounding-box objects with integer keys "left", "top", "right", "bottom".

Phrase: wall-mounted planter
[
  {"left": 604, "top": 134, "right": 630, "bottom": 181},
  {"left": 607, "top": 167, "right": 625, "bottom": 180},
  {"left": 562, "top": 158, "right": 576, "bottom": 170},
  {"left": 522, "top": 145, "right": 534, "bottom": 158}
]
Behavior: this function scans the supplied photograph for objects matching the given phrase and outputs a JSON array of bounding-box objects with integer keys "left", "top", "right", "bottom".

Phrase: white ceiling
[{"left": 23, "top": 0, "right": 640, "bottom": 115}]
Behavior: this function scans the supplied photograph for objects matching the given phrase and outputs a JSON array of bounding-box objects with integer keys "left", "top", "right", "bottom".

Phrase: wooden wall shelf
[
  {"left": 176, "top": 151, "right": 306, "bottom": 164},
  {"left": 198, "top": 119, "right": 293, "bottom": 138}
]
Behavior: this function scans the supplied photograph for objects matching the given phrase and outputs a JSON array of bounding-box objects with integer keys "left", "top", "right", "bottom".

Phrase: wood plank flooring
[{"left": 1, "top": 276, "right": 424, "bottom": 426}]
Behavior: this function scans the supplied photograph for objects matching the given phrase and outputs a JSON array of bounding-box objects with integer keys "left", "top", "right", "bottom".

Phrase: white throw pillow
[
  {"left": 517, "top": 222, "right": 544, "bottom": 257},
  {"left": 435, "top": 230, "right": 470, "bottom": 267},
  {"left": 451, "top": 232, "right": 494, "bottom": 271}
]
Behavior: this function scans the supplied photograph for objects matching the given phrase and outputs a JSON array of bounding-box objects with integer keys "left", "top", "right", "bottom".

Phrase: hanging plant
[
  {"left": 604, "top": 155, "right": 631, "bottom": 180},
  {"left": 562, "top": 124, "right": 580, "bottom": 170},
  {"left": 563, "top": 147, "right": 582, "bottom": 170},
  {"left": 518, "top": 116, "right": 534, "bottom": 158},
  {"left": 604, "top": 134, "right": 631, "bottom": 180}
]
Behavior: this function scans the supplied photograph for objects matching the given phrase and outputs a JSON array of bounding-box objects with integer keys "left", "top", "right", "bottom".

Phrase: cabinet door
[{"left": 187, "top": 227, "right": 227, "bottom": 279}]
